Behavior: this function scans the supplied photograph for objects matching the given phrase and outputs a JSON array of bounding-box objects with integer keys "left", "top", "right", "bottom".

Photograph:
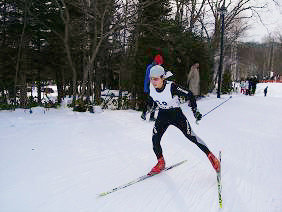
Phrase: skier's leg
[
  {"left": 148, "top": 113, "right": 169, "bottom": 175},
  {"left": 173, "top": 110, "right": 210, "bottom": 155},
  {"left": 152, "top": 116, "right": 169, "bottom": 158},
  {"left": 173, "top": 113, "right": 220, "bottom": 172}
]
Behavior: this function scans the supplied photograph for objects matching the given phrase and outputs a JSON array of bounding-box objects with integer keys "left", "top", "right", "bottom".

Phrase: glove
[{"left": 193, "top": 109, "right": 202, "bottom": 122}]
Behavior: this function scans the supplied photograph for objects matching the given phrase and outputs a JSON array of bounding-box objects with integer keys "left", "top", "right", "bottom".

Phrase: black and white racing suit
[{"left": 149, "top": 80, "right": 210, "bottom": 159}]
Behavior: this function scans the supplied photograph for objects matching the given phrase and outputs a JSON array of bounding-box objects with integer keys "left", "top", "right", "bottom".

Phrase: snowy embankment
[
  {"left": 255, "top": 82, "right": 282, "bottom": 97},
  {"left": 0, "top": 86, "right": 282, "bottom": 212}
]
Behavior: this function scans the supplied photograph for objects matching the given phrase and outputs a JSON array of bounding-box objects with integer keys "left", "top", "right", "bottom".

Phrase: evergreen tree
[
  {"left": 221, "top": 68, "right": 232, "bottom": 94},
  {"left": 133, "top": 0, "right": 172, "bottom": 99}
]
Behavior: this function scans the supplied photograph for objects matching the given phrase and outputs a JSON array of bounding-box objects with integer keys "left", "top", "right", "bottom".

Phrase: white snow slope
[{"left": 0, "top": 84, "right": 282, "bottom": 212}]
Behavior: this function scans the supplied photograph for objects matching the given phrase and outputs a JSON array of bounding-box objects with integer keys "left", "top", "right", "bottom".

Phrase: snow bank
[
  {"left": 0, "top": 94, "right": 282, "bottom": 212},
  {"left": 255, "top": 83, "right": 282, "bottom": 97}
]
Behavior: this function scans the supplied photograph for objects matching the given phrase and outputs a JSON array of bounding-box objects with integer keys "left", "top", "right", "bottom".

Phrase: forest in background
[{"left": 0, "top": 0, "right": 281, "bottom": 110}]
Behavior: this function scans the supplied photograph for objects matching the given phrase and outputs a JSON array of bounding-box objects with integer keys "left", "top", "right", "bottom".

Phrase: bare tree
[
  {"left": 14, "top": 0, "right": 31, "bottom": 108},
  {"left": 54, "top": 0, "right": 78, "bottom": 101},
  {"left": 187, "top": 0, "right": 206, "bottom": 32},
  {"left": 206, "top": 0, "right": 267, "bottom": 49},
  {"left": 172, "top": 0, "right": 207, "bottom": 32}
]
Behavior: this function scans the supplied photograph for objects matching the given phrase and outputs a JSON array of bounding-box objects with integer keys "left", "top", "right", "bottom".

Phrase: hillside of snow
[
  {"left": 255, "top": 82, "right": 282, "bottom": 97},
  {"left": 0, "top": 84, "right": 282, "bottom": 212}
]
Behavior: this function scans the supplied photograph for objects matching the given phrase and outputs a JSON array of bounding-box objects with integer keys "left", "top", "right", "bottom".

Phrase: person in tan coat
[{"left": 187, "top": 63, "right": 200, "bottom": 97}]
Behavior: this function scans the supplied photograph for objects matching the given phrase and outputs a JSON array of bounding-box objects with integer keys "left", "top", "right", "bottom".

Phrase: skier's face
[{"left": 150, "top": 76, "right": 164, "bottom": 89}]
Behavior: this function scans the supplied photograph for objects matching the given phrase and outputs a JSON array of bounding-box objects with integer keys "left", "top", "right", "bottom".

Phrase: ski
[
  {"left": 217, "top": 151, "right": 222, "bottom": 208},
  {"left": 98, "top": 160, "right": 187, "bottom": 197}
]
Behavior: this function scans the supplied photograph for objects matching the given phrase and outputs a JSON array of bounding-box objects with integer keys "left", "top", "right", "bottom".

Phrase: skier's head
[
  {"left": 150, "top": 65, "right": 165, "bottom": 78},
  {"left": 150, "top": 65, "right": 165, "bottom": 89},
  {"left": 154, "top": 54, "right": 163, "bottom": 65}
]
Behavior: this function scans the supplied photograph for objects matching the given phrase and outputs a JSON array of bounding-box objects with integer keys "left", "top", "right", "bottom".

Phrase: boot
[
  {"left": 208, "top": 152, "right": 220, "bottom": 172},
  {"left": 148, "top": 156, "right": 165, "bottom": 176}
]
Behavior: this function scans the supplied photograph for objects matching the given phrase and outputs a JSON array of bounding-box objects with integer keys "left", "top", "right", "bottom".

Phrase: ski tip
[
  {"left": 177, "top": 159, "right": 188, "bottom": 164},
  {"left": 98, "top": 192, "right": 107, "bottom": 197}
]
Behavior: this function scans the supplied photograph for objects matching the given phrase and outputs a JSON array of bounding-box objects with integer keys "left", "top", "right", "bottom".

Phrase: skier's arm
[
  {"left": 147, "top": 96, "right": 158, "bottom": 111},
  {"left": 171, "top": 83, "right": 197, "bottom": 109},
  {"left": 171, "top": 83, "right": 202, "bottom": 121}
]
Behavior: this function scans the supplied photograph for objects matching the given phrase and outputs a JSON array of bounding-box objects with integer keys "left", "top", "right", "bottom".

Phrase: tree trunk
[
  {"left": 14, "top": 0, "right": 29, "bottom": 107},
  {"left": 55, "top": 0, "right": 77, "bottom": 102},
  {"left": 19, "top": 73, "right": 28, "bottom": 108},
  {"left": 56, "top": 69, "right": 64, "bottom": 103},
  {"left": 94, "top": 68, "right": 102, "bottom": 105},
  {"left": 1, "top": 0, "right": 7, "bottom": 47},
  {"left": 80, "top": 0, "right": 91, "bottom": 98},
  {"left": 36, "top": 69, "right": 41, "bottom": 104}
]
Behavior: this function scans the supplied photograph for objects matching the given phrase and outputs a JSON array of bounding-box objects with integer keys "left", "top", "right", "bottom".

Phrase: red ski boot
[
  {"left": 208, "top": 152, "right": 220, "bottom": 172},
  {"left": 148, "top": 157, "right": 165, "bottom": 176}
]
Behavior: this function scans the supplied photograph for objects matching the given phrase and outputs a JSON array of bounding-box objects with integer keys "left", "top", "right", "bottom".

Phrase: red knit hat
[{"left": 154, "top": 54, "right": 163, "bottom": 65}]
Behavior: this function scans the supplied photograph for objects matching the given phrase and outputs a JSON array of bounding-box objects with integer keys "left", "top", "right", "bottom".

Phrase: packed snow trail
[
  {"left": 0, "top": 94, "right": 282, "bottom": 212},
  {"left": 98, "top": 160, "right": 187, "bottom": 197}
]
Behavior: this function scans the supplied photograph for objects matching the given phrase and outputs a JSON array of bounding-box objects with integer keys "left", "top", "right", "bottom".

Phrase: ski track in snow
[{"left": 0, "top": 91, "right": 282, "bottom": 212}]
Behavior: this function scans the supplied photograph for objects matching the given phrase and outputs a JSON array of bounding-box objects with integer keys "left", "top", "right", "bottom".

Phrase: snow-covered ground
[
  {"left": 0, "top": 83, "right": 282, "bottom": 212},
  {"left": 255, "top": 82, "right": 282, "bottom": 97}
]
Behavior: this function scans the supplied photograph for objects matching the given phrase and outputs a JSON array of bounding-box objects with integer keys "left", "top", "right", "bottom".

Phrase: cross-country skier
[
  {"left": 141, "top": 54, "right": 164, "bottom": 121},
  {"left": 147, "top": 65, "right": 220, "bottom": 176}
]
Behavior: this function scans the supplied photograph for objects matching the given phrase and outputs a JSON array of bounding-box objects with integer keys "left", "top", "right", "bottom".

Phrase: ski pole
[
  {"left": 202, "top": 96, "right": 232, "bottom": 118},
  {"left": 196, "top": 96, "right": 232, "bottom": 124}
]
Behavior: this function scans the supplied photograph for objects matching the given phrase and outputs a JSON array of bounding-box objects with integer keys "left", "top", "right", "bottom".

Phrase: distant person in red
[{"left": 141, "top": 54, "right": 164, "bottom": 121}]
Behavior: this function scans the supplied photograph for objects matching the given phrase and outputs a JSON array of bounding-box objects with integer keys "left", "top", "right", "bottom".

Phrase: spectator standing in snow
[
  {"left": 141, "top": 54, "right": 163, "bottom": 121},
  {"left": 187, "top": 63, "right": 200, "bottom": 98},
  {"left": 264, "top": 86, "right": 268, "bottom": 97},
  {"left": 240, "top": 81, "right": 245, "bottom": 94},
  {"left": 147, "top": 65, "right": 220, "bottom": 176},
  {"left": 245, "top": 81, "right": 249, "bottom": 95}
]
